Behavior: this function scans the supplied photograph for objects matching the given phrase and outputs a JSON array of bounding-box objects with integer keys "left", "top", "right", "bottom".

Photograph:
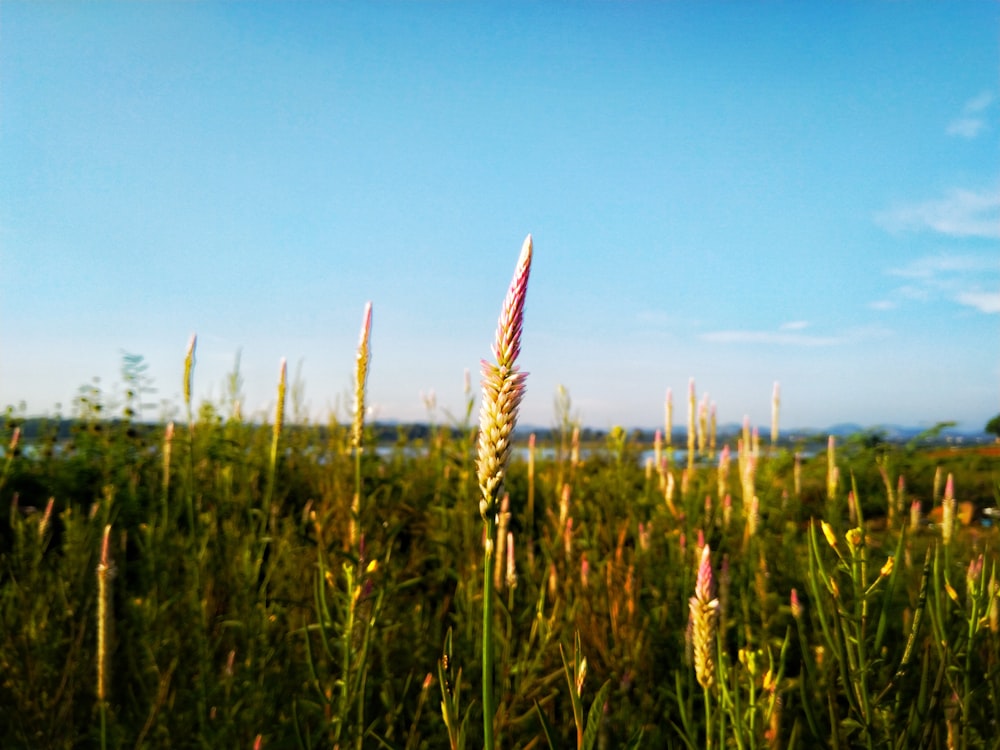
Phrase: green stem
[
  {"left": 483, "top": 515, "right": 497, "bottom": 750},
  {"left": 703, "top": 683, "right": 712, "bottom": 750}
]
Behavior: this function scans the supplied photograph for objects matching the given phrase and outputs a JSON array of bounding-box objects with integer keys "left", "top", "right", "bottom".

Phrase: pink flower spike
[
  {"left": 695, "top": 544, "right": 714, "bottom": 600},
  {"left": 491, "top": 236, "right": 533, "bottom": 368},
  {"left": 359, "top": 301, "right": 373, "bottom": 345},
  {"left": 477, "top": 237, "right": 533, "bottom": 521}
]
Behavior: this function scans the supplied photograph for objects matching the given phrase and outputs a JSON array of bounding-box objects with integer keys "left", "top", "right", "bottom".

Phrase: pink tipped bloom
[
  {"left": 491, "top": 236, "right": 532, "bottom": 368},
  {"left": 790, "top": 588, "right": 803, "bottom": 619},
  {"left": 694, "top": 543, "right": 714, "bottom": 602},
  {"left": 477, "top": 236, "right": 533, "bottom": 521},
  {"left": 689, "top": 544, "right": 719, "bottom": 689}
]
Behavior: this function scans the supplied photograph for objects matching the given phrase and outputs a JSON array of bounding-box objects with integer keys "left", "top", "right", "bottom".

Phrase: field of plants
[{"left": 2, "top": 239, "right": 999, "bottom": 749}]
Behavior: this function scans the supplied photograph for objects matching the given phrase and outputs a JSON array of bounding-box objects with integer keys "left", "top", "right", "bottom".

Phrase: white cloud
[
  {"left": 946, "top": 91, "right": 994, "bottom": 139},
  {"left": 956, "top": 290, "right": 1000, "bottom": 314},
  {"left": 888, "top": 253, "right": 995, "bottom": 280},
  {"left": 876, "top": 188, "right": 1000, "bottom": 239},
  {"left": 779, "top": 320, "right": 809, "bottom": 331},
  {"left": 869, "top": 300, "right": 896, "bottom": 311},
  {"left": 947, "top": 118, "right": 987, "bottom": 139},
  {"left": 965, "top": 91, "right": 995, "bottom": 113},
  {"left": 883, "top": 253, "right": 999, "bottom": 314}
]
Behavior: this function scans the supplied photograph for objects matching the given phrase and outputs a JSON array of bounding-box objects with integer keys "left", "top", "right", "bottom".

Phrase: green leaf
[
  {"left": 534, "top": 700, "right": 558, "bottom": 750},
  {"left": 623, "top": 726, "right": 645, "bottom": 750},
  {"left": 582, "top": 680, "right": 611, "bottom": 750}
]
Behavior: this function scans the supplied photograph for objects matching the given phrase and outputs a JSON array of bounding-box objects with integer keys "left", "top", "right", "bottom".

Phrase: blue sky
[{"left": 1, "top": 2, "right": 997, "bottom": 432}]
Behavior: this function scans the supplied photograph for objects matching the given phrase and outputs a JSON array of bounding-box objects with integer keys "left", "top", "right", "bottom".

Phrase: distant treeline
[{"left": 4, "top": 416, "right": 988, "bottom": 450}]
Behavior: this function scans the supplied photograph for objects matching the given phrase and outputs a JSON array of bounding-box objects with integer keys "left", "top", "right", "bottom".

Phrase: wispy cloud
[
  {"left": 868, "top": 299, "right": 896, "bottom": 311},
  {"left": 887, "top": 254, "right": 995, "bottom": 280},
  {"left": 779, "top": 320, "right": 809, "bottom": 331},
  {"left": 875, "top": 188, "right": 1000, "bottom": 239},
  {"left": 956, "top": 290, "right": 1000, "bottom": 314},
  {"left": 946, "top": 91, "right": 994, "bottom": 139},
  {"left": 947, "top": 118, "right": 986, "bottom": 139},
  {"left": 701, "top": 323, "right": 888, "bottom": 347},
  {"left": 883, "top": 253, "right": 999, "bottom": 315}
]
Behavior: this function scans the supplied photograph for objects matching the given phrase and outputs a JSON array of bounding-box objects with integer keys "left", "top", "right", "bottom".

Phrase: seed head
[
  {"left": 689, "top": 544, "right": 719, "bottom": 689},
  {"left": 352, "top": 302, "right": 373, "bottom": 450},
  {"left": 790, "top": 588, "right": 803, "bottom": 620},
  {"left": 183, "top": 334, "right": 197, "bottom": 412},
  {"left": 477, "top": 236, "right": 532, "bottom": 521}
]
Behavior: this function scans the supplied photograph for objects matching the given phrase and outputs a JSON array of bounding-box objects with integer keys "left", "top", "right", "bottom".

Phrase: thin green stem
[
  {"left": 703, "top": 683, "right": 712, "bottom": 750},
  {"left": 483, "top": 515, "right": 497, "bottom": 750}
]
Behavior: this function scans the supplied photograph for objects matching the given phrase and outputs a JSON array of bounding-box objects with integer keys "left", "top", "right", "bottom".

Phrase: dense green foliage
[{"left": 1, "top": 384, "right": 999, "bottom": 749}]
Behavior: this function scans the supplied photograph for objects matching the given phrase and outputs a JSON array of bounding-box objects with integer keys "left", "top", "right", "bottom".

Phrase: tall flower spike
[
  {"left": 477, "top": 236, "right": 532, "bottom": 521},
  {"left": 96, "top": 524, "right": 112, "bottom": 703},
  {"left": 352, "top": 302, "right": 373, "bottom": 450},
  {"left": 689, "top": 544, "right": 719, "bottom": 689},
  {"left": 183, "top": 334, "right": 197, "bottom": 415}
]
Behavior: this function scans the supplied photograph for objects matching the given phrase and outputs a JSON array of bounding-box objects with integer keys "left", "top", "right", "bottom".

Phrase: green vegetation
[
  {"left": 4, "top": 374, "right": 1000, "bottom": 749},
  {"left": 2, "top": 244, "right": 999, "bottom": 748},
  {"left": 986, "top": 414, "right": 1000, "bottom": 441}
]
